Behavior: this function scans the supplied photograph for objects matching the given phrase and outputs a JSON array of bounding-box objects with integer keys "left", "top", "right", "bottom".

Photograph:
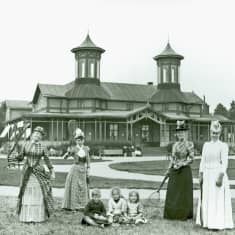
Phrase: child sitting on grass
[
  {"left": 107, "top": 187, "right": 128, "bottom": 225},
  {"left": 126, "top": 190, "right": 147, "bottom": 225},
  {"left": 81, "top": 188, "right": 110, "bottom": 228}
]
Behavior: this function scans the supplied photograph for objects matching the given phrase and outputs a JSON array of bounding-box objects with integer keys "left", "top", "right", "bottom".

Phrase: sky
[{"left": 0, "top": 0, "right": 234, "bottom": 112}]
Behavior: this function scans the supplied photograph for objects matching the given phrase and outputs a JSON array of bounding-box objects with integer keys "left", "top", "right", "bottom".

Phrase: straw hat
[
  {"left": 73, "top": 128, "right": 85, "bottom": 139},
  {"left": 176, "top": 120, "right": 188, "bottom": 131},
  {"left": 210, "top": 120, "right": 221, "bottom": 133},
  {"left": 33, "top": 126, "right": 45, "bottom": 136}
]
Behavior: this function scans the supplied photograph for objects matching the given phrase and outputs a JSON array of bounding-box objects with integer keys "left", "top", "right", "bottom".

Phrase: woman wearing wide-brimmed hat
[
  {"left": 62, "top": 128, "right": 90, "bottom": 211},
  {"left": 164, "top": 120, "right": 194, "bottom": 220},
  {"left": 15, "top": 126, "right": 55, "bottom": 222},
  {"left": 196, "top": 120, "right": 234, "bottom": 230}
]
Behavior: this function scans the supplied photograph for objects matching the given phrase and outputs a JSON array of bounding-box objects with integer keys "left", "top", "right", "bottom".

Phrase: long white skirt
[
  {"left": 19, "top": 174, "right": 47, "bottom": 222},
  {"left": 196, "top": 168, "right": 234, "bottom": 229}
]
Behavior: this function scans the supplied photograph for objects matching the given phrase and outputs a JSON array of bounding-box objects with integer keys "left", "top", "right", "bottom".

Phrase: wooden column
[
  {"left": 126, "top": 121, "right": 129, "bottom": 141},
  {"left": 56, "top": 120, "right": 59, "bottom": 141},
  {"left": 61, "top": 120, "right": 64, "bottom": 141},
  {"left": 51, "top": 119, "right": 54, "bottom": 141},
  {"left": 104, "top": 121, "right": 107, "bottom": 141},
  {"left": 99, "top": 121, "right": 102, "bottom": 141},
  {"left": 94, "top": 120, "right": 97, "bottom": 141},
  {"left": 130, "top": 122, "right": 133, "bottom": 142}
]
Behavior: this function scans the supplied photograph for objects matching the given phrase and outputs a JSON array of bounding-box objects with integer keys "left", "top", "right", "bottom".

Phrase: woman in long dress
[
  {"left": 164, "top": 120, "right": 194, "bottom": 220},
  {"left": 196, "top": 120, "right": 234, "bottom": 230},
  {"left": 62, "top": 128, "right": 90, "bottom": 211},
  {"left": 16, "top": 126, "right": 55, "bottom": 222}
]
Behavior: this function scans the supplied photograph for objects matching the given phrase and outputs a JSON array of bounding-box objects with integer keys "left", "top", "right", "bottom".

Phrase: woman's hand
[
  {"left": 50, "top": 169, "right": 56, "bottom": 180},
  {"left": 216, "top": 173, "right": 224, "bottom": 187}
]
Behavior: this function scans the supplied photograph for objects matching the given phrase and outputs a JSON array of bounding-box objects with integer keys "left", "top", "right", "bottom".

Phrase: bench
[{"left": 102, "top": 149, "right": 123, "bottom": 156}]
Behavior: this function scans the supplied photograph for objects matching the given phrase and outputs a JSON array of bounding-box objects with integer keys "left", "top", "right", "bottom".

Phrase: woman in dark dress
[{"left": 164, "top": 120, "right": 194, "bottom": 220}]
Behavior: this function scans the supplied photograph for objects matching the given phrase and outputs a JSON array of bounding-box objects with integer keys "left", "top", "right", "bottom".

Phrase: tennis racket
[
  {"left": 68, "top": 119, "right": 77, "bottom": 139},
  {"left": 146, "top": 173, "right": 169, "bottom": 206}
]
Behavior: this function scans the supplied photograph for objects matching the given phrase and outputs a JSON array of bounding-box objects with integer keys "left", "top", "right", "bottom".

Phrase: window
[
  {"left": 79, "top": 59, "right": 86, "bottom": 78},
  {"left": 96, "top": 61, "right": 100, "bottom": 78},
  {"left": 109, "top": 124, "right": 118, "bottom": 140},
  {"left": 163, "top": 68, "right": 167, "bottom": 83},
  {"left": 171, "top": 65, "right": 177, "bottom": 83},
  {"left": 157, "top": 67, "right": 161, "bottom": 84},
  {"left": 88, "top": 59, "right": 96, "bottom": 78},
  {"left": 141, "top": 125, "right": 149, "bottom": 142}
]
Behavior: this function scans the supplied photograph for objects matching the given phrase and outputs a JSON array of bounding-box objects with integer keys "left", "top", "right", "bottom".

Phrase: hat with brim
[
  {"left": 176, "top": 120, "right": 188, "bottom": 131},
  {"left": 210, "top": 120, "right": 221, "bottom": 133},
  {"left": 73, "top": 128, "right": 85, "bottom": 139},
  {"left": 33, "top": 126, "right": 45, "bottom": 136}
]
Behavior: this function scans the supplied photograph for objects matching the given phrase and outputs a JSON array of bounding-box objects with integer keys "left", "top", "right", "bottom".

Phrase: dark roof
[
  {"left": 183, "top": 92, "right": 204, "bottom": 104},
  {"left": 101, "top": 82, "right": 156, "bottom": 102},
  {"left": 71, "top": 34, "right": 105, "bottom": 53},
  {"left": 66, "top": 84, "right": 110, "bottom": 100},
  {"left": 36, "top": 81, "right": 157, "bottom": 102},
  {"left": 3, "top": 100, "right": 32, "bottom": 109},
  {"left": 150, "top": 87, "right": 204, "bottom": 105},
  {"left": 154, "top": 42, "right": 184, "bottom": 60}
]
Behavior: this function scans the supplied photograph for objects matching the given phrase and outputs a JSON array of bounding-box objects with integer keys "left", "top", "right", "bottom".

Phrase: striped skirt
[
  {"left": 62, "top": 164, "right": 89, "bottom": 210},
  {"left": 19, "top": 174, "right": 47, "bottom": 222}
]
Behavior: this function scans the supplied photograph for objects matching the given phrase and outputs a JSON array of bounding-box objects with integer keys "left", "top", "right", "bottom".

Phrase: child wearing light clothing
[
  {"left": 107, "top": 187, "right": 127, "bottom": 225},
  {"left": 126, "top": 190, "right": 147, "bottom": 224}
]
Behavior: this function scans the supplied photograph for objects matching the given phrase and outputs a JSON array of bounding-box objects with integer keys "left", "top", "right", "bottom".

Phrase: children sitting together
[{"left": 81, "top": 187, "right": 147, "bottom": 228}]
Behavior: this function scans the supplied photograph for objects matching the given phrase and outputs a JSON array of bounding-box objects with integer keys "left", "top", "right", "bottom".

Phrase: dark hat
[
  {"left": 176, "top": 120, "right": 188, "bottom": 131},
  {"left": 33, "top": 126, "right": 45, "bottom": 136}
]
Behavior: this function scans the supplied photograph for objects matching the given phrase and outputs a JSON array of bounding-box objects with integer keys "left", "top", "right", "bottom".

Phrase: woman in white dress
[{"left": 196, "top": 120, "right": 234, "bottom": 230}]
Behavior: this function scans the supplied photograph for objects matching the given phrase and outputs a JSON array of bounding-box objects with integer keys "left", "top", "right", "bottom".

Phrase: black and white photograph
[{"left": 0, "top": 0, "right": 235, "bottom": 234}]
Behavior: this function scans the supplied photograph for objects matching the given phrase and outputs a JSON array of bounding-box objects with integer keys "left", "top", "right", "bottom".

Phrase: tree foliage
[{"left": 214, "top": 103, "right": 228, "bottom": 117}]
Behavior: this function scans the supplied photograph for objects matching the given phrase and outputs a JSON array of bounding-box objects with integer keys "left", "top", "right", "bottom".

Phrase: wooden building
[{"left": 4, "top": 34, "right": 235, "bottom": 147}]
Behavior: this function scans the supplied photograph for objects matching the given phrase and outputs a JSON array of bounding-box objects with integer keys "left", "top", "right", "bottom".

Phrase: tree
[
  {"left": 228, "top": 100, "right": 235, "bottom": 120},
  {"left": 214, "top": 103, "right": 228, "bottom": 117}
]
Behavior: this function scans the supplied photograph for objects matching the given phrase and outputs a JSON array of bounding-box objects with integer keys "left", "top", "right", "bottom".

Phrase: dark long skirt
[{"left": 164, "top": 165, "right": 193, "bottom": 220}]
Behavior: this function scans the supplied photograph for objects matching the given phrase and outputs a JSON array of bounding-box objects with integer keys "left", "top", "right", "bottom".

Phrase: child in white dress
[{"left": 126, "top": 191, "right": 147, "bottom": 224}]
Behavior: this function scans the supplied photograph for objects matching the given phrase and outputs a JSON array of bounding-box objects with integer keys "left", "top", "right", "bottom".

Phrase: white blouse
[{"left": 199, "top": 140, "right": 228, "bottom": 173}]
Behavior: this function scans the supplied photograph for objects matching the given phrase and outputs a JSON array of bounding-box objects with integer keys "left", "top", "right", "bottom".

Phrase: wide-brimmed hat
[
  {"left": 73, "top": 128, "right": 85, "bottom": 139},
  {"left": 210, "top": 120, "right": 221, "bottom": 133},
  {"left": 176, "top": 120, "right": 188, "bottom": 131},
  {"left": 33, "top": 126, "right": 45, "bottom": 136}
]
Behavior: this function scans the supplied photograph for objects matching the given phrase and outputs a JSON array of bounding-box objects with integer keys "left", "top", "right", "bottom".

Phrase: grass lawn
[
  {"left": 110, "top": 159, "right": 235, "bottom": 180},
  {"left": 1, "top": 196, "right": 235, "bottom": 235}
]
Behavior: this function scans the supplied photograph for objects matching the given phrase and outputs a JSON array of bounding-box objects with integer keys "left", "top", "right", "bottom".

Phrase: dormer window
[
  {"left": 78, "top": 59, "right": 86, "bottom": 78},
  {"left": 88, "top": 59, "right": 95, "bottom": 78}
]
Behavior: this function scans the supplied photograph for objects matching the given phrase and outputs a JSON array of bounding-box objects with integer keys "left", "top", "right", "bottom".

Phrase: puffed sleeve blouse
[
  {"left": 199, "top": 140, "right": 228, "bottom": 174},
  {"left": 171, "top": 140, "right": 194, "bottom": 166}
]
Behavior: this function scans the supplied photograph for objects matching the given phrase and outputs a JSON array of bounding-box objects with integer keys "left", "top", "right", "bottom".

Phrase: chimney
[{"left": 147, "top": 82, "right": 153, "bottom": 85}]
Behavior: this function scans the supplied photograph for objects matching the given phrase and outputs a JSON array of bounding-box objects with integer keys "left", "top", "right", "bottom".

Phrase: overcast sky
[{"left": 0, "top": 0, "right": 234, "bottom": 112}]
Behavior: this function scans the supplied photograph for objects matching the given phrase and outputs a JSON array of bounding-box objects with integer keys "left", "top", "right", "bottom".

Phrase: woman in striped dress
[
  {"left": 62, "top": 128, "right": 90, "bottom": 211},
  {"left": 16, "top": 126, "right": 55, "bottom": 222}
]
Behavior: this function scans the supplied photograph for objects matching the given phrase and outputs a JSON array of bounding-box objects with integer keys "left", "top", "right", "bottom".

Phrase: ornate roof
[
  {"left": 71, "top": 34, "right": 105, "bottom": 53},
  {"left": 154, "top": 42, "right": 184, "bottom": 60}
]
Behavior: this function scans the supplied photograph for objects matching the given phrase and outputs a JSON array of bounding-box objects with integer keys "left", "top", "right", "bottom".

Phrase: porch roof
[
  {"left": 191, "top": 114, "right": 232, "bottom": 123},
  {"left": 6, "top": 104, "right": 156, "bottom": 123}
]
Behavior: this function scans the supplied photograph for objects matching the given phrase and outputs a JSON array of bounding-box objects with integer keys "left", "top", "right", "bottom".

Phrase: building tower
[
  {"left": 153, "top": 42, "right": 184, "bottom": 90},
  {"left": 71, "top": 34, "right": 105, "bottom": 85}
]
